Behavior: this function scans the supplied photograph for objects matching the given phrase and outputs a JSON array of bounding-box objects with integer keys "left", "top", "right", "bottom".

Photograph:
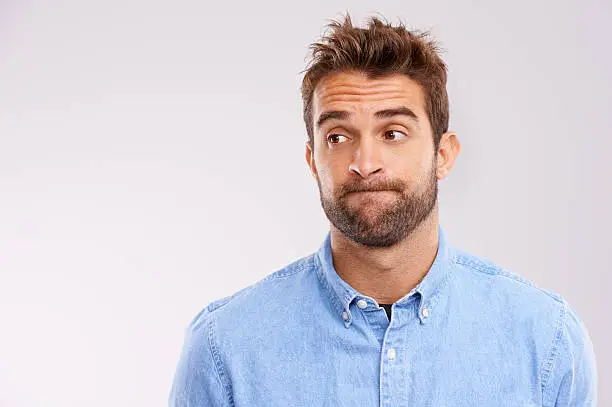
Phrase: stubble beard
[{"left": 318, "top": 162, "right": 438, "bottom": 248}]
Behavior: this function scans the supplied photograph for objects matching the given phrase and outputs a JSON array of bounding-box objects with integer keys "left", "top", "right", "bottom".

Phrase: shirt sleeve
[
  {"left": 542, "top": 299, "right": 598, "bottom": 406},
  {"left": 168, "top": 308, "right": 232, "bottom": 407}
]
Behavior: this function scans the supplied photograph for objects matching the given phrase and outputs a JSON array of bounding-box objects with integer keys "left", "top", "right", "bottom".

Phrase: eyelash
[{"left": 327, "top": 130, "right": 407, "bottom": 144}]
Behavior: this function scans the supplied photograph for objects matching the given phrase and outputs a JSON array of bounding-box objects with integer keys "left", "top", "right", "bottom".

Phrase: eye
[
  {"left": 384, "top": 130, "right": 407, "bottom": 141},
  {"left": 327, "top": 134, "right": 349, "bottom": 145}
]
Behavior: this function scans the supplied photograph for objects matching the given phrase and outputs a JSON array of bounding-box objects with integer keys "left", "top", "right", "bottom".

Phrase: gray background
[{"left": 1, "top": 0, "right": 610, "bottom": 405}]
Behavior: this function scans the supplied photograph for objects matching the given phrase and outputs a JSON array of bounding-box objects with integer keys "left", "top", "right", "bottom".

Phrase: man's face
[{"left": 306, "top": 70, "right": 440, "bottom": 248}]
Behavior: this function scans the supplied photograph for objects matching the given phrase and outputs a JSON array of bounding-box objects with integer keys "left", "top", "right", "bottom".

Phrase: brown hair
[{"left": 300, "top": 13, "right": 449, "bottom": 151}]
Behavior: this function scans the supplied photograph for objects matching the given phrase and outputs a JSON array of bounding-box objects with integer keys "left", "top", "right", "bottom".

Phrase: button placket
[{"left": 380, "top": 304, "right": 414, "bottom": 405}]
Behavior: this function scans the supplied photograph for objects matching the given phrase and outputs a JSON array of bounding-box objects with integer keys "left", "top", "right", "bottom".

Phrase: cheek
[
  {"left": 391, "top": 159, "right": 432, "bottom": 190},
  {"left": 399, "top": 143, "right": 435, "bottom": 174},
  {"left": 316, "top": 154, "right": 344, "bottom": 180},
  {"left": 317, "top": 166, "right": 347, "bottom": 197}
]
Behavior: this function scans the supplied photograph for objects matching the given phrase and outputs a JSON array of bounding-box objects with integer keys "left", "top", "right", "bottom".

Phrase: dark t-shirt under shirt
[{"left": 380, "top": 303, "right": 392, "bottom": 320}]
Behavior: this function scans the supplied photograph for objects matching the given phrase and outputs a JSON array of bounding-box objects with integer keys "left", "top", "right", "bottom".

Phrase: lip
[
  {"left": 348, "top": 190, "right": 393, "bottom": 194},
  {"left": 346, "top": 190, "right": 396, "bottom": 198}
]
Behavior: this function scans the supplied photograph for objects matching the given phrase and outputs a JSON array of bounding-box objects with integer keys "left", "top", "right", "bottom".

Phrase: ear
[
  {"left": 305, "top": 140, "right": 318, "bottom": 180},
  {"left": 435, "top": 132, "right": 461, "bottom": 180}
]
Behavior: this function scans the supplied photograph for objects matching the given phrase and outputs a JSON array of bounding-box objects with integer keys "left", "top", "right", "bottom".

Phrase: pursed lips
[
  {"left": 345, "top": 190, "right": 397, "bottom": 198},
  {"left": 348, "top": 189, "right": 394, "bottom": 194}
]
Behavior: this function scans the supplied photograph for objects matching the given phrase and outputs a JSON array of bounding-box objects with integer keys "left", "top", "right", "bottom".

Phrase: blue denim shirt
[{"left": 169, "top": 226, "right": 597, "bottom": 406}]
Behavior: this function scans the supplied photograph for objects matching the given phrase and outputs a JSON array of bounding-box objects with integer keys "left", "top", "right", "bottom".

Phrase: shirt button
[
  {"left": 357, "top": 299, "right": 368, "bottom": 309},
  {"left": 342, "top": 311, "right": 349, "bottom": 320},
  {"left": 387, "top": 348, "right": 396, "bottom": 360},
  {"left": 422, "top": 307, "right": 430, "bottom": 317}
]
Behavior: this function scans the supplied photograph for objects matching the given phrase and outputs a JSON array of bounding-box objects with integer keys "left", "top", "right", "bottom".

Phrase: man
[{"left": 169, "top": 13, "right": 597, "bottom": 406}]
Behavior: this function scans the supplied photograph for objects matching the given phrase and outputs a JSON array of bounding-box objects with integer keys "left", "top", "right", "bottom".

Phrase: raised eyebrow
[
  {"left": 316, "top": 106, "right": 419, "bottom": 130},
  {"left": 316, "top": 110, "right": 350, "bottom": 130},
  {"left": 374, "top": 106, "right": 419, "bottom": 122}
]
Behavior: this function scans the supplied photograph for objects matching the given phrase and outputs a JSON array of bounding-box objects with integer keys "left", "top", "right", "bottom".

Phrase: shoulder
[
  {"left": 449, "top": 248, "right": 568, "bottom": 356},
  {"left": 451, "top": 247, "right": 565, "bottom": 311},
  {"left": 188, "top": 253, "right": 317, "bottom": 331},
  {"left": 450, "top": 248, "right": 597, "bottom": 402}
]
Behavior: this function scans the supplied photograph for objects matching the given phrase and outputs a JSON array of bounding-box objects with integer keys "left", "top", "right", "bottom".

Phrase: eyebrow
[{"left": 316, "top": 106, "right": 419, "bottom": 130}]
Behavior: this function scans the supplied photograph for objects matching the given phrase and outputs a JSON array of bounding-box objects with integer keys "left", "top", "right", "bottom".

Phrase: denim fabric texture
[{"left": 169, "top": 226, "right": 597, "bottom": 406}]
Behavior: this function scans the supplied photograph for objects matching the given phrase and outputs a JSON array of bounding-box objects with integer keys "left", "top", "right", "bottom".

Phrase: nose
[{"left": 348, "top": 138, "right": 383, "bottom": 178}]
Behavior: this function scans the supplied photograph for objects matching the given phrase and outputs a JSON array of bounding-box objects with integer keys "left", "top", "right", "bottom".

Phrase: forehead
[{"left": 312, "top": 71, "right": 427, "bottom": 118}]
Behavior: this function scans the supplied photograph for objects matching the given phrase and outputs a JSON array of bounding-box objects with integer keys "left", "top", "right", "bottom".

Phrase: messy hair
[{"left": 300, "top": 13, "right": 449, "bottom": 151}]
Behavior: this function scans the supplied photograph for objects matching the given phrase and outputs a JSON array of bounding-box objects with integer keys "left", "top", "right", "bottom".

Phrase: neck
[{"left": 329, "top": 207, "right": 440, "bottom": 305}]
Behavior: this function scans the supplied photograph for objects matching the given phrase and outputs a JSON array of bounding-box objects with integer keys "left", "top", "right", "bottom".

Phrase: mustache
[{"left": 341, "top": 180, "right": 405, "bottom": 195}]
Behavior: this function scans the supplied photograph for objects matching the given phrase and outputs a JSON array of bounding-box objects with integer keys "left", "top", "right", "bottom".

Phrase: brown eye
[
  {"left": 327, "top": 134, "right": 348, "bottom": 144},
  {"left": 384, "top": 130, "right": 407, "bottom": 141}
]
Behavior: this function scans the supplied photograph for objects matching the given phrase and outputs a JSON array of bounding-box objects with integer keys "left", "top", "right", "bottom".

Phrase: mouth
[
  {"left": 348, "top": 190, "right": 394, "bottom": 195},
  {"left": 345, "top": 190, "right": 397, "bottom": 200}
]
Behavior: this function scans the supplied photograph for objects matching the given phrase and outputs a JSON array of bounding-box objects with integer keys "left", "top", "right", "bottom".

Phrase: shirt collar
[{"left": 314, "top": 225, "right": 455, "bottom": 327}]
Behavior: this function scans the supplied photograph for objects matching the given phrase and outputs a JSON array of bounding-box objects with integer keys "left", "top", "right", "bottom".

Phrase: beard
[{"left": 317, "top": 160, "right": 438, "bottom": 248}]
